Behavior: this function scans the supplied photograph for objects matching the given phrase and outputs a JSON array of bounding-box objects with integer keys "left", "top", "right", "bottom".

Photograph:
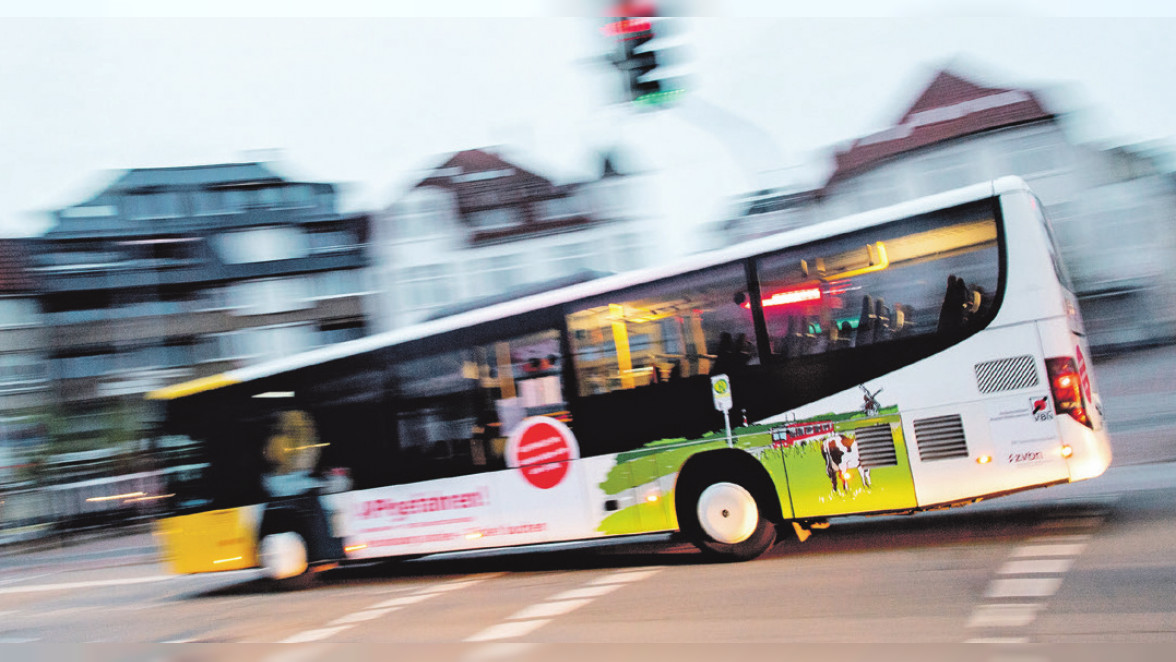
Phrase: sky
[{"left": 2, "top": 0, "right": 1176, "bottom": 239}]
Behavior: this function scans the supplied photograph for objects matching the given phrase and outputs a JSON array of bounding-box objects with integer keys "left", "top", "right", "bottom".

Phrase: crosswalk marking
[
  {"left": 985, "top": 576, "right": 1064, "bottom": 598},
  {"left": 997, "top": 558, "right": 1075, "bottom": 575}
]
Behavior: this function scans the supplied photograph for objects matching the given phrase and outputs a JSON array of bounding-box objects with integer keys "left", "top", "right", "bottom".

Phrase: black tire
[{"left": 680, "top": 478, "right": 777, "bottom": 561}]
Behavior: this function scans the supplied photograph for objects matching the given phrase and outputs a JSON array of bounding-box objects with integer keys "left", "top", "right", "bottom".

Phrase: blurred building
[
  {"left": 370, "top": 148, "right": 655, "bottom": 331},
  {"left": 33, "top": 162, "right": 371, "bottom": 451},
  {"left": 0, "top": 239, "right": 49, "bottom": 487},
  {"left": 718, "top": 68, "right": 1176, "bottom": 351}
]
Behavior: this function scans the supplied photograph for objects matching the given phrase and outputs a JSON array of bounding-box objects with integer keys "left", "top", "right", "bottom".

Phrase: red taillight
[{"left": 1046, "top": 357, "right": 1091, "bottom": 428}]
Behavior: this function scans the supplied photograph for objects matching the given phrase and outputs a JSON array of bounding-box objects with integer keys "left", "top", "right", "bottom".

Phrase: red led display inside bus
[{"left": 744, "top": 285, "right": 823, "bottom": 309}]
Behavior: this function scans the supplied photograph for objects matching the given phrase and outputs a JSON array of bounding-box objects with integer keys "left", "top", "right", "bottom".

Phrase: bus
[{"left": 149, "top": 177, "right": 1111, "bottom": 581}]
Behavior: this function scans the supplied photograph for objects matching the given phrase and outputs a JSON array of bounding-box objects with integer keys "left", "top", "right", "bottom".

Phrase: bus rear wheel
[{"left": 688, "top": 480, "right": 777, "bottom": 561}]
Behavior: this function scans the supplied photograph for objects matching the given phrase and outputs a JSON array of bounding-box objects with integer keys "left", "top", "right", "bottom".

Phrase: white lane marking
[
  {"left": 1035, "top": 516, "right": 1104, "bottom": 530},
  {"left": 465, "top": 566, "right": 665, "bottom": 642},
  {"left": 1010, "top": 543, "right": 1087, "bottom": 558},
  {"left": 280, "top": 626, "right": 351, "bottom": 644},
  {"left": 985, "top": 577, "right": 1064, "bottom": 599},
  {"left": 587, "top": 568, "right": 662, "bottom": 585},
  {"left": 1026, "top": 534, "right": 1090, "bottom": 544},
  {"left": 549, "top": 584, "right": 622, "bottom": 600},
  {"left": 416, "top": 579, "right": 484, "bottom": 594},
  {"left": 0, "top": 637, "right": 40, "bottom": 643},
  {"left": 372, "top": 594, "right": 434, "bottom": 608},
  {"left": 279, "top": 573, "right": 501, "bottom": 644},
  {"left": 328, "top": 607, "right": 400, "bottom": 625},
  {"left": 998, "top": 558, "right": 1075, "bottom": 575},
  {"left": 0, "top": 575, "right": 170, "bottom": 595},
  {"left": 965, "top": 637, "right": 1030, "bottom": 644},
  {"left": 507, "top": 599, "right": 593, "bottom": 621},
  {"left": 0, "top": 571, "right": 57, "bottom": 587},
  {"left": 461, "top": 643, "right": 540, "bottom": 661},
  {"left": 466, "top": 619, "right": 549, "bottom": 642},
  {"left": 967, "top": 604, "right": 1044, "bottom": 628}
]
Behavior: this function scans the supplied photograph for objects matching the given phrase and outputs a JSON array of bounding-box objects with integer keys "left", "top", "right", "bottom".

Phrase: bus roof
[{"left": 147, "top": 177, "right": 1025, "bottom": 402}]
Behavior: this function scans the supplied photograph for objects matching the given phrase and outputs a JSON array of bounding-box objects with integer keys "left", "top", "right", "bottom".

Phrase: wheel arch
[{"left": 259, "top": 497, "right": 341, "bottom": 564}]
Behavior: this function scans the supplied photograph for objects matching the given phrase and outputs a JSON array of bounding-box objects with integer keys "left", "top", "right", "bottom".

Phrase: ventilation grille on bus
[
  {"left": 853, "top": 423, "right": 898, "bottom": 467},
  {"left": 974, "top": 355, "right": 1039, "bottom": 394},
  {"left": 913, "top": 415, "right": 969, "bottom": 461}
]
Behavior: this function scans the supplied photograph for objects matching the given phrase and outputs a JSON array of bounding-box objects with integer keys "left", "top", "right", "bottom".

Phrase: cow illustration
[{"left": 821, "top": 433, "right": 872, "bottom": 493}]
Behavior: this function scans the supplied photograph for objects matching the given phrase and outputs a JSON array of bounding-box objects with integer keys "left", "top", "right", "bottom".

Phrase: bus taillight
[{"left": 1046, "top": 357, "right": 1092, "bottom": 428}]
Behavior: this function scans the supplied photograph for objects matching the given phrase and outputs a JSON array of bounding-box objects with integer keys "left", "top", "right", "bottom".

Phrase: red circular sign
[{"left": 509, "top": 419, "right": 575, "bottom": 490}]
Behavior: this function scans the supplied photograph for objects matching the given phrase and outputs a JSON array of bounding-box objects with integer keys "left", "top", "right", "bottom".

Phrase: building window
[
  {"left": 60, "top": 205, "right": 117, "bottom": 219},
  {"left": 923, "top": 156, "right": 976, "bottom": 195},
  {"left": 0, "top": 298, "right": 39, "bottom": 327},
  {"left": 469, "top": 207, "right": 522, "bottom": 230},
  {"left": 225, "top": 277, "right": 313, "bottom": 315},
  {"left": 284, "top": 185, "right": 315, "bottom": 207},
  {"left": 400, "top": 265, "right": 452, "bottom": 310},
  {"left": 481, "top": 255, "right": 524, "bottom": 295},
  {"left": 319, "top": 322, "right": 364, "bottom": 345},
  {"left": 0, "top": 353, "right": 48, "bottom": 391},
  {"left": 610, "top": 232, "right": 648, "bottom": 272},
  {"left": 216, "top": 227, "right": 309, "bottom": 264},
  {"left": 194, "top": 189, "right": 232, "bottom": 215},
  {"left": 39, "top": 248, "right": 124, "bottom": 272},
  {"left": 309, "top": 229, "right": 354, "bottom": 253},
  {"left": 1010, "top": 146, "right": 1061, "bottom": 176},
  {"left": 236, "top": 323, "right": 316, "bottom": 363},
  {"left": 55, "top": 352, "right": 117, "bottom": 380},
  {"left": 315, "top": 269, "right": 364, "bottom": 299},
  {"left": 125, "top": 191, "right": 182, "bottom": 220},
  {"left": 538, "top": 196, "right": 582, "bottom": 221},
  {"left": 550, "top": 242, "right": 595, "bottom": 277}
]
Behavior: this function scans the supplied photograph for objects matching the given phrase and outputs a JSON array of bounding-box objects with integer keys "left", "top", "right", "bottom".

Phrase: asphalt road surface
[
  {"left": 1, "top": 345, "right": 1173, "bottom": 649},
  {"left": 0, "top": 461, "right": 1173, "bottom": 647}
]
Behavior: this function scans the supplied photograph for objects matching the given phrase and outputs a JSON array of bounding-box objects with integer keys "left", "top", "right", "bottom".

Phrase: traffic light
[{"left": 614, "top": 22, "right": 661, "bottom": 103}]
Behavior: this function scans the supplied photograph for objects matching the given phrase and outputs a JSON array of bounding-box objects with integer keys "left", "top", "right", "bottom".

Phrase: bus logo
[
  {"left": 505, "top": 417, "right": 580, "bottom": 490},
  {"left": 1031, "top": 394, "right": 1054, "bottom": 422}
]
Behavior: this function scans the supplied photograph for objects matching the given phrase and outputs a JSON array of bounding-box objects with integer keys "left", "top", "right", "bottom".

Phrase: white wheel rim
[{"left": 696, "top": 482, "right": 758, "bottom": 544}]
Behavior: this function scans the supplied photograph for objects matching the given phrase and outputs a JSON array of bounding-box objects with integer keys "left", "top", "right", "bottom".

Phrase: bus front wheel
[
  {"left": 259, "top": 531, "right": 310, "bottom": 583},
  {"left": 688, "top": 480, "right": 776, "bottom": 561}
]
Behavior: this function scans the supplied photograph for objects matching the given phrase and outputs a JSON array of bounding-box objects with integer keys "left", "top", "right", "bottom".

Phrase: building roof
[
  {"left": 418, "top": 149, "right": 555, "bottom": 193},
  {"left": 827, "top": 70, "right": 1054, "bottom": 186},
  {"left": 107, "top": 162, "right": 286, "bottom": 191},
  {"left": 0, "top": 238, "right": 35, "bottom": 293}
]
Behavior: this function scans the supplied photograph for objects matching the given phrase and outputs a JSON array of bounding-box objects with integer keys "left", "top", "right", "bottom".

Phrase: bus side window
[
  {"left": 391, "top": 349, "right": 480, "bottom": 481},
  {"left": 472, "top": 329, "right": 567, "bottom": 466},
  {"left": 756, "top": 205, "right": 1000, "bottom": 358},
  {"left": 565, "top": 263, "right": 758, "bottom": 397}
]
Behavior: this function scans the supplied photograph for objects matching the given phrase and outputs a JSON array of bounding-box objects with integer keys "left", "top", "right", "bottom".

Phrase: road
[
  {"left": 0, "top": 346, "right": 1173, "bottom": 648},
  {"left": 0, "top": 461, "right": 1173, "bottom": 647}
]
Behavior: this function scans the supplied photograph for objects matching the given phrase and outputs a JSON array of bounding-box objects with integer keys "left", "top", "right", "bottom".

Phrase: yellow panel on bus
[{"left": 155, "top": 507, "right": 260, "bottom": 574}]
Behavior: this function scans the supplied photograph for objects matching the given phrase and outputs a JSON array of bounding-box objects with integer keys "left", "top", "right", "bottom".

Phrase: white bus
[{"left": 151, "top": 177, "right": 1110, "bottom": 581}]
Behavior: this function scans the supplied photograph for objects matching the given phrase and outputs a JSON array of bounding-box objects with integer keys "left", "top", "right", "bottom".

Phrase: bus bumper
[{"left": 155, "top": 506, "right": 262, "bottom": 574}]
